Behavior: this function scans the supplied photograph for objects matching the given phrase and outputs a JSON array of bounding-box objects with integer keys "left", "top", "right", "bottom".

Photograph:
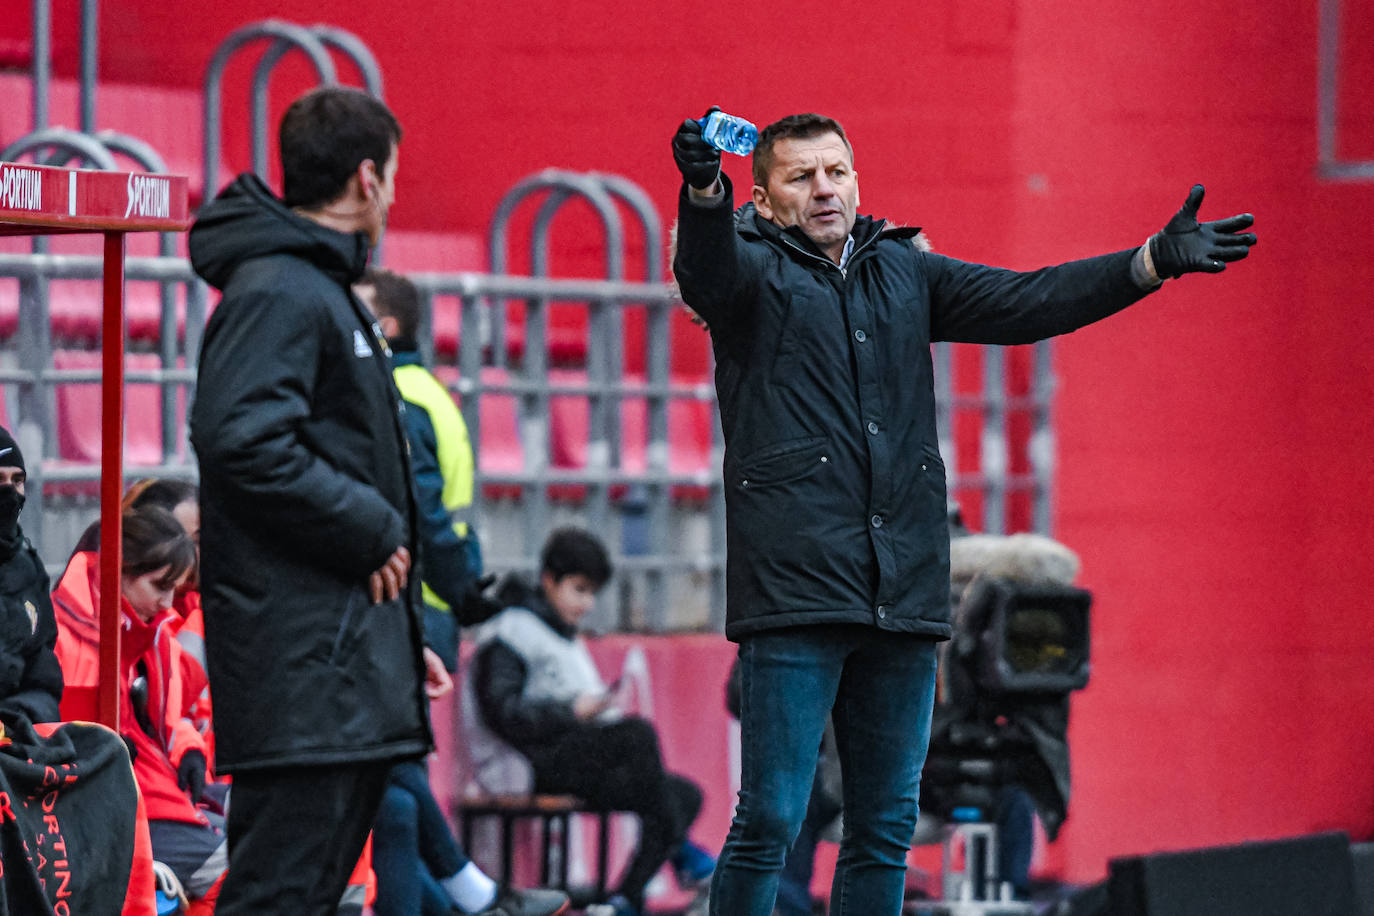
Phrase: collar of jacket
[
  {"left": 734, "top": 201, "right": 922, "bottom": 267},
  {"left": 387, "top": 341, "right": 422, "bottom": 365},
  {"left": 498, "top": 576, "right": 578, "bottom": 641},
  {"left": 189, "top": 172, "right": 372, "bottom": 290}
]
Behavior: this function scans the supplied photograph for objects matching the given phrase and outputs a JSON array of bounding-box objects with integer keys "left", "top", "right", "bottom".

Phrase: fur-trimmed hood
[{"left": 668, "top": 200, "right": 932, "bottom": 326}]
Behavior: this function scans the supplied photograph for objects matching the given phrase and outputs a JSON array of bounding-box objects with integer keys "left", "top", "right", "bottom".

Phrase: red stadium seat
[
  {"left": 0, "top": 277, "right": 17, "bottom": 341},
  {"left": 0, "top": 74, "right": 228, "bottom": 209},
  {"left": 52, "top": 349, "right": 185, "bottom": 468},
  {"left": 432, "top": 365, "right": 524, "bottom": 500},
  {"left": 547, "top": 369, "right": 714, "bottom": 503}
]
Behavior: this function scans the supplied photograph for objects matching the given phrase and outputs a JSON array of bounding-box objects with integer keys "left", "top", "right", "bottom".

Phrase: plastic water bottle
[{"left": 699, "top": 111, "right": 758, "bottom": 156}]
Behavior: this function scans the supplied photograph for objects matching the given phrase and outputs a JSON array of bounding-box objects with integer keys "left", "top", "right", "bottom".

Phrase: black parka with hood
[
  {"left": 673, "top": 175, "right": 1155, "bottom": 641},
  {"left": 188, "top": 174, "right": 431, "bottom": 772},
  {"left": 0, "top": 529, "right": 61, "bottom": 724}
]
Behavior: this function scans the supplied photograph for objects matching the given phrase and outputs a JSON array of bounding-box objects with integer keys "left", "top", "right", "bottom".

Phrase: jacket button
[
  {"left": 854, "top": 329, "right": 867, "bottom": 342},
  {"left": 867, "top": 421, "right": 879, "bottom": 435},
  {"left": 877, "top": 605, "right": 888, "bottom": 619},
  {"left": 871, "top": 514, "right": 883, "bottom": 528}
]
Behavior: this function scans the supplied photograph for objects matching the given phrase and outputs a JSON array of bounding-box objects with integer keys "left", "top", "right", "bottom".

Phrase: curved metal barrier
[
  {"left": 202, "top": 20, "right": 338, "bottom": 201},
  {"left": 249, "top": 24, "right": 385, "bottom": 179}
]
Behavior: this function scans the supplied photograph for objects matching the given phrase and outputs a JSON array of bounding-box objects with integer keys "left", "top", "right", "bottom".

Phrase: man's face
[
  {"left": 363, "top": 142, "right": 399, "bottom": 247},
  {"left": 0, "top": 466, "right": 24, "bottom": 496},
  {"left": 752, "top": 132, "right": 859, "bottom": 263}
]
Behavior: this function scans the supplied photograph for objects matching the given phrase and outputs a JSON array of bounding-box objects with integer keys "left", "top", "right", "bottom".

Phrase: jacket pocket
[
  {"left": 734, "top": 436, "right": 830, "bottom": 489},
  {"left": 768, "top": 290, "right": 811, "bottom": 384}
]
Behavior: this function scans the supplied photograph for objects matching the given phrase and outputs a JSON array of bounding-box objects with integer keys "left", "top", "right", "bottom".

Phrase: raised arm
[{"left": 671, "top": 111, "right": 764, "bottom": 331}]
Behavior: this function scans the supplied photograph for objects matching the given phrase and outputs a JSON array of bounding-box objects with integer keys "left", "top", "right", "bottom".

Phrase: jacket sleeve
[
  {"left": 471, "top": 640, "right": 578, "bottom": 749},
  {"left": 8, "top": 560, "right": 62, "bottom": 723},
  {"left": 672, "top": 174, "right": 766, "bottom": 334},
  {"left": 923, "top": 248, "right": 1157, "bottom": 345},
  {"left": 190, "top": 287, "right": 405, "bottom": 579},
  {"left": 166, "top": 639, "right": 209, "bottom": 769},
  {"left": 404, "top": 400, "right": 475, "bottom": 611}
]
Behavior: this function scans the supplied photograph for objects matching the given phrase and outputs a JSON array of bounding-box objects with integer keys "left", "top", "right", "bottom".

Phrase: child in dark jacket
[{"left": 468, "top": 528, "right": 714, "bottom": 916}]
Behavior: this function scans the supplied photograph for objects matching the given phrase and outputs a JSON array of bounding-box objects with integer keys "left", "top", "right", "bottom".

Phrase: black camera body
[
  {"left": 922, "top": 573, "right": 1093, "bottom": 838},
  {"left": 959, "top": 577, "right": 1091, "bottom": 697}
]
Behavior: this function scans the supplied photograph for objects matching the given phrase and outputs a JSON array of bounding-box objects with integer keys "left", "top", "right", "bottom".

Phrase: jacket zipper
[{"left": 776, "top": 221, "right": 887, "bottom": 279}]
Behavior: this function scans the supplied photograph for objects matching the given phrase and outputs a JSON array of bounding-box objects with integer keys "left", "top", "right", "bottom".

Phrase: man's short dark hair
[
  {"left": 540, "top": 527, "right": 612, "bottom": 588},
  {"left": 279, "top": 87, "right": 402, "bottom": 210},
  {"left": 752, "top": 113, "right": 853, "bottom": 187},
  {"left": 360, "top": 268, "right": 421, "bottom": 339}
]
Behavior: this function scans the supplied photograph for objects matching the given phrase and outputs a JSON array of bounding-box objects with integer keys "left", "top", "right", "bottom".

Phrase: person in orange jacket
[
  {"left": 64, "top": 480, "right": 378, "bottom": 914},
  {"left": 121, "top": 479, "right": 216, "bottom": 760},
  {"left": 54, "top": 505, "right": 225, "bottom": 913}
]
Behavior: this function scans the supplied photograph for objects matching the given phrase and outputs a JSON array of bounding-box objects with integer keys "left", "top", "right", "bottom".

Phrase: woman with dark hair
[
  {"left": 54, "top": 504, "right": 226, "bottom": 915},
  {"left": 69, "top": 478, "right": 212, "bottom": 738},
  {"left": 126, "top": 479, "right": 214, "bottom": 749}
]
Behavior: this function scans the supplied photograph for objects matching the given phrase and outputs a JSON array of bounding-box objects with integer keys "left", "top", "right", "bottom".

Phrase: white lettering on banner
[
  {"left": 124, "top": 174, "right": 170, "bottom": 220},
  {"left": 0, "top": 166, "right": 42, "bottom": 212}
]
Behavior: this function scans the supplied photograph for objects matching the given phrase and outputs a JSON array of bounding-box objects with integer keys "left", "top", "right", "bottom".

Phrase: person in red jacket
[
  {"left": 54, "top": 506, "right": 223, "bottom": 913},
  {"left": 120, "top": 479, "right": 216, "bottom": 763}
]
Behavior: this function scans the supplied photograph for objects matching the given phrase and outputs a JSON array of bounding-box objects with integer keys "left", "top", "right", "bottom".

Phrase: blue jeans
[
  {"left": 710, "top": 625, "right": 938, "bottom": 916},
  {"left": 772, "top": 765, "right": 842, "bottom": 916},
  {"left": 373, "top": 760, "right": 471, "bottom": 916}
]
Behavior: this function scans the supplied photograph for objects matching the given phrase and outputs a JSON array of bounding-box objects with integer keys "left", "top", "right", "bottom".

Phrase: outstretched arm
[{"left": 930, "top": 184, "right": 1257, "bottom": 344}]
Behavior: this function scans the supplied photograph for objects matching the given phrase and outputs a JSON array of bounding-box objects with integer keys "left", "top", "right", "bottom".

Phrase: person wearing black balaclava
[{"left": 0, "top": 426, "right": 63, "bottom": 723}]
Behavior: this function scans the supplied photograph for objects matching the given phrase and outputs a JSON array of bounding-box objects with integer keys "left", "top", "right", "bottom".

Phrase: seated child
[{"left": 467, "top": 527, "right": 713, "bottom": 916}]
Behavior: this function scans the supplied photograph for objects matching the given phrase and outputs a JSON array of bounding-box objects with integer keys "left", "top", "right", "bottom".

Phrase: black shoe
[{"left": 478, "top": 886, "right": 569, "bottom": 916}]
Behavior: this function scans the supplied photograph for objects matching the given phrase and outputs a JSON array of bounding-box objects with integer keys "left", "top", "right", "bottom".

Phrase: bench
[{"left": 454, "top": 793, "right": 622, "bottom": 898}]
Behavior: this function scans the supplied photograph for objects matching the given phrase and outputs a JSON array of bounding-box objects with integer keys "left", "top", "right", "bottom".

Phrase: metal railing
[
  {"left": 0, "top": 246, "right": 1056, "bottom": 632},
  {"left": 0, "top": 248, "right": 730, "bottom": 630},
  {"left": 4, "top": 2, "right": 1057, "bottom": 626}
]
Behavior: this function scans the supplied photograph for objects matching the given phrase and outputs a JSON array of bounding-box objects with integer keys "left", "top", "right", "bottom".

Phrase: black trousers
[
  {"left": 216, "top": 759, "right": 394, "bottom": 916},
  {"left": 531, "top": 717, "right": 702, "bottom": 910}
]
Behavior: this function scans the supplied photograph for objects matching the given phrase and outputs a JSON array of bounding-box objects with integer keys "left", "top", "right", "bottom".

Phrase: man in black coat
[
  {"left": 0, "top": 427, "right": 62, "bottom": 724},
  {"left": 671, "top": 110, "right": 1256, "bottom": 916},
  {"left": 190, "top": 87, "right": 442, "bottom": 916}
]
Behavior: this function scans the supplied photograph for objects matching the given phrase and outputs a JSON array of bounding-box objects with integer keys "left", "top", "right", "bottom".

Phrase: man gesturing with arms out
[{"left": 671, "top": 110, "right": 1255, "bottom": 916}]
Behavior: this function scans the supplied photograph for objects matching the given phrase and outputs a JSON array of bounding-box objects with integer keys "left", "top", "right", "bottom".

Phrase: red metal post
[{"left": 97, "top": 231, "right": 126, "bottom": 729}]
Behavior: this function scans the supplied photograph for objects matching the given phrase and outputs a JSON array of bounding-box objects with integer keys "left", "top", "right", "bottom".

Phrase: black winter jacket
[
  {"left": 0, "top": 529, "right": 62, "bottom": 723},
  {"left": 189, "top": 174, "right": 431, "bottom": 772},
  {"left": 673, "top": 176, "right": 1154, "bottom": 641}
]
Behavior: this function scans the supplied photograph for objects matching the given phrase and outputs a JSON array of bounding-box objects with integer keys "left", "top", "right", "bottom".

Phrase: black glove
[
  {"left": 672, "top": 107, "right": 723, "bottom": 190},
  {"left": 1148, "top": 185, "right": 1256, "bottom": 279},
  {"left": 457, "top": 573, "right": 503, "bottom": 626},
  {"left": 177, "top": 749, "right": 207, "bottom": 806}
]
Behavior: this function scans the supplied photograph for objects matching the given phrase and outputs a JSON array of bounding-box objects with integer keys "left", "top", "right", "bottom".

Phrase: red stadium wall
[{"left": 7, "top": 0, "right": 1373, "bottom": 884}]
